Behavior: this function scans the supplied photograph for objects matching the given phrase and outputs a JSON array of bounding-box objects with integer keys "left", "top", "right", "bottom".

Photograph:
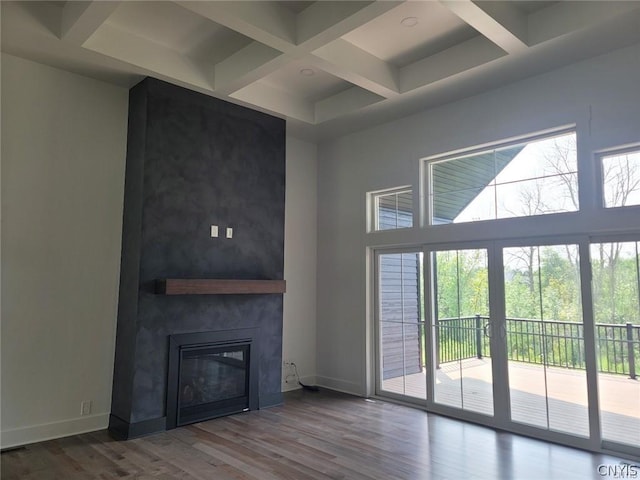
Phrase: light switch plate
[
  {"left": 210, "top": 225, "right": 218, "bottom": 237},
  {"left": 226, "top": 227, "right": 233, "bottom": 239}
]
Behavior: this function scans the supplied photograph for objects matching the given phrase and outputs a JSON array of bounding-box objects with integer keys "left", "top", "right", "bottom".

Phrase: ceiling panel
[
  {"left": 258, "top": 60, "right": 351, "bottom": 102},
  {"left": 107, "top": 1, "right": 252, "bottom": 64},
  {"left": 342, "top": 1, "right": 478, "bottom": 68},
  {"left": 275, "top": 1, "right": 315, "bottom": 14},
  {"left": 511, "top": 1, "right": 559, "bottom": 14}
]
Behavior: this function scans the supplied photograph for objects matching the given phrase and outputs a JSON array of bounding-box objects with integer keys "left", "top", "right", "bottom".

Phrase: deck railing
[{"left": 436, "top": 316, "right": 640, "bottom": 379}]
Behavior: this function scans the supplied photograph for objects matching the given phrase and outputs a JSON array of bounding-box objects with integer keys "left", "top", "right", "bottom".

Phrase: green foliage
[
  {"left": 432, "top": 242, "right": 640, "bottom": 376},
  {"left": 435, "top": 249, "right": 489, "bottom": 319},
  {"left": 591, "top": 243, "right": 640, "bottom": 325}
]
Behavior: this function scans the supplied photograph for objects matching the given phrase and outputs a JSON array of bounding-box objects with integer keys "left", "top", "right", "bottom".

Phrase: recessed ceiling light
[
  {"left": 401, "top": 16, "right": 419, "bottom": 27},
  {"left": 299, "top": 68, "right": 315, "bottom": 76}
]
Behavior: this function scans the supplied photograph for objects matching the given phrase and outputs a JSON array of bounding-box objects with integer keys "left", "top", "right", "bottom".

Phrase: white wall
[
  {"left": 1, "top": 54, "right": 129, "bottom": 448},
  {"left": 283, "top": 136, "right": 317, "bottom": 391},
  {"left": 316, "top": 43, "right": 640, "bottom": 395}
]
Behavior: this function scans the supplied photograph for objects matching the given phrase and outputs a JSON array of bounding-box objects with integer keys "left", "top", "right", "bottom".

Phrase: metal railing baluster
[
  {"left": 627, "top": 322, "right": 636, "bottom": 379},
  {"left": 433, "top": 316, "right": 638, "bottom": 376}
]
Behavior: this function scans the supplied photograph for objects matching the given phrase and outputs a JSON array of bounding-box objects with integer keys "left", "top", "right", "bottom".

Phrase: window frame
[
  {"left": 596, "top": 144, "right": 640, "bottom": 210},
  {"left": 368, "top": 185, "right": 414, "bottom": 232},
  {"left": 423, "top": 127, "right": 578, "bottom": 227}
]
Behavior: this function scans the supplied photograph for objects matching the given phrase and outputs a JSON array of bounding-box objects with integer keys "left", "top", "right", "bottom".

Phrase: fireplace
[
  {"left": 109, "top": 78, "right": 285, "bottom": 440},
  {"left": 166, "top": 328, "right": 259, "bottom": 429}
]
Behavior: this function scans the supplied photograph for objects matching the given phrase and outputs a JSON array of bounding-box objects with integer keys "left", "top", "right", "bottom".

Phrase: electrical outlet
[
  {"left": 283, "top": 359, "right": 296, "bottom": 384},
  {"left": 80, "top": 400, "right": 92, "bottom": 416}
]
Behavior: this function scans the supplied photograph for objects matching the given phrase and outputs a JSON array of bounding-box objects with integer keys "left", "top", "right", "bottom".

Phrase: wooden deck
[{"left": 382, "top": 358, "right": 640, "bottom": 446}]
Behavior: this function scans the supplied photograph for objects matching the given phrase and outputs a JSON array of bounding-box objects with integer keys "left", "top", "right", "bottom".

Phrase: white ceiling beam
[
  {"left": 528, "top": 1, "right": 640, "bottom": 46},
  {"left": 400, "top": 36, "right": 505, "bottom": 93},
  {"left": 83, "top": 24, "right": 212, "bottom": 90},
  {"left": 314, "top": 86, "right": 384, "bottom": 124},
  {"left": 202, "top": 1, "right": 403, "bottom": 98},
  {"left": 440, "top": 0, "right": 528, "bottom": 54},
  {"left": 214, "top": 42, "right": 288, "bottom": 96},
  {"left": 475, "top": 1, "right": 528, "bottom": 46},
  {"left": 311, "top": 40, "right": 399, "bottom": 98},
  {"left": 177, "top": 1, "right": 296, "bottom": 52},
  {"left": 231, "top": 82, "right": 314, "bottom": 124},
  {"left": 60, "top": 1, "right": 120, "bottom": 45},
  {"left": 297, "top": 1, "right": 403, "bottom": 51}
]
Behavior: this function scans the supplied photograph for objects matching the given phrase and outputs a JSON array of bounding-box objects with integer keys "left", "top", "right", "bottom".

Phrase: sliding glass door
[
  {"left": 377, "top": 250, "right": 426, "bottom": 400},
  {"left": 375, "top": 238, "right": 639, "bottom": 455},
  {"left": 503, "top": 243, "right": 589, "bottom": 438},
  {"left": 590, "top": 240, "right": 640, "bottom": 448},
  {"left": 428, "top": 247, "right": 493, "bottom": 416}
]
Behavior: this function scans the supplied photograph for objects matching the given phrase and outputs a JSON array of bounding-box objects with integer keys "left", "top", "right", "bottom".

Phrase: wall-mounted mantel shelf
[{"left": 156, "top": 279, "right": 286, "bottom": 295}]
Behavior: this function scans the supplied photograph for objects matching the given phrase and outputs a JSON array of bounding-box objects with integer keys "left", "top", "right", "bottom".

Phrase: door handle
[
  {"left": 483, "top": 322, "right": 492, "bottom": 338},
  {"left": 483, "top": 322, "right": 506, "bottom": 339}
]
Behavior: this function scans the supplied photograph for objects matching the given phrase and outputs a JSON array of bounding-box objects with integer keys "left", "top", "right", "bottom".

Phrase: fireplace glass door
[{"left": 177, "top": 343, "right": 250, "bottom": 426}]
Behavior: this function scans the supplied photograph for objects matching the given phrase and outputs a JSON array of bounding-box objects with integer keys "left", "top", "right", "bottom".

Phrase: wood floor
[{"left": 1, "top": 389, "right": 637, "bottom": 480}]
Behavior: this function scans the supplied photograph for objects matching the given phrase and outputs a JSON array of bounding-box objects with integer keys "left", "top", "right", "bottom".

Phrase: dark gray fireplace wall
[{"left": 110, "top": 78, "right": 285, "bottom": 439}]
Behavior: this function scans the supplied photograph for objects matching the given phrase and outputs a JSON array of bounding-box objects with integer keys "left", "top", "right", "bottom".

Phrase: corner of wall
[{"left": 282, "top": 136, "right": 318, "bottom": 392}]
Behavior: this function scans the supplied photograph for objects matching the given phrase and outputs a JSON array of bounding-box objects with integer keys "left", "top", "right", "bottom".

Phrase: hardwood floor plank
[
  {"left": 2, "top": 389, "right": 637, "bottom": 480},
  {"left": 189, "top": 424, "right": 336, "bottom": 480},
  {"left": 211, "top": 415, "right": 357, "bottom": 480}
]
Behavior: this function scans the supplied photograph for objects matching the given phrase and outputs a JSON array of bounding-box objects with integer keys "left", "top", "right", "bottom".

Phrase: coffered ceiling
[{"left": 2, "top": 1, "right": 640, "bottom": 140}]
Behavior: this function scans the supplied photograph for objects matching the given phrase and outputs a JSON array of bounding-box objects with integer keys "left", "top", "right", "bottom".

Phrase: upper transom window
[
  {"left": 600, "top": 147, "right": 640, "bottom": 209},
  {"left": 427, "top": 130, "right": 578, "bottom": 225},
  {"left": 371, "top": 187, "right": 413, "bottom": 231}
]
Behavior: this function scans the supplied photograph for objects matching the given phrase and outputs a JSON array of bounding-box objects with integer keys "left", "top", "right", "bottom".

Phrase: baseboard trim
[
  {"left": 281, "top": 375, "right": 316, "bottom": 392},
  {"left": 1, "top": 413, "right": 109, "bottom": 449},
  {"left": 281, "top": 382, "right": 299, "bottom": 392},
  {"left": 315, "top": 376, "right": 363, "bottom": 396}
]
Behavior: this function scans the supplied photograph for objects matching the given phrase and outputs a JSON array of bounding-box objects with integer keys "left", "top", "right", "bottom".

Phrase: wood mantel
[{"left": 156, "top": 279, "right": 286, "bottom": 295}]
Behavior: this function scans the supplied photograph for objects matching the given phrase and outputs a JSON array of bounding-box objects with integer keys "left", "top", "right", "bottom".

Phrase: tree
[
  {"left": 602, "top": 152, "right": 640, "bottom": 208},
  {"left": 505, "top": 139, "right": 640, "bottom": 326}
]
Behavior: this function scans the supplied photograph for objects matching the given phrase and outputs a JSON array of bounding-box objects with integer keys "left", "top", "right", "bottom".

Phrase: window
[
  {"left": 427, "top": 130, "right": 578, "bottom": 225},
  {"left": 371, "top": 187, "right": 413, "bottom": 231},
  {"left": 600, "top": 147, "right": 640, "bottom": 208}
]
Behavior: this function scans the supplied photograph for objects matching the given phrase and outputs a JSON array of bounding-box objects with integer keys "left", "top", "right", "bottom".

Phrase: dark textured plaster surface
[{"left": 110, "top": 78, "right": 285, "bottom": 431}]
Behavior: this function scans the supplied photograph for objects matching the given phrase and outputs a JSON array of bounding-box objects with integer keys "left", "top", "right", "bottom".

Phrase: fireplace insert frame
[{"left": 166, "top": 328, "right": 260, "bottom": 429}]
